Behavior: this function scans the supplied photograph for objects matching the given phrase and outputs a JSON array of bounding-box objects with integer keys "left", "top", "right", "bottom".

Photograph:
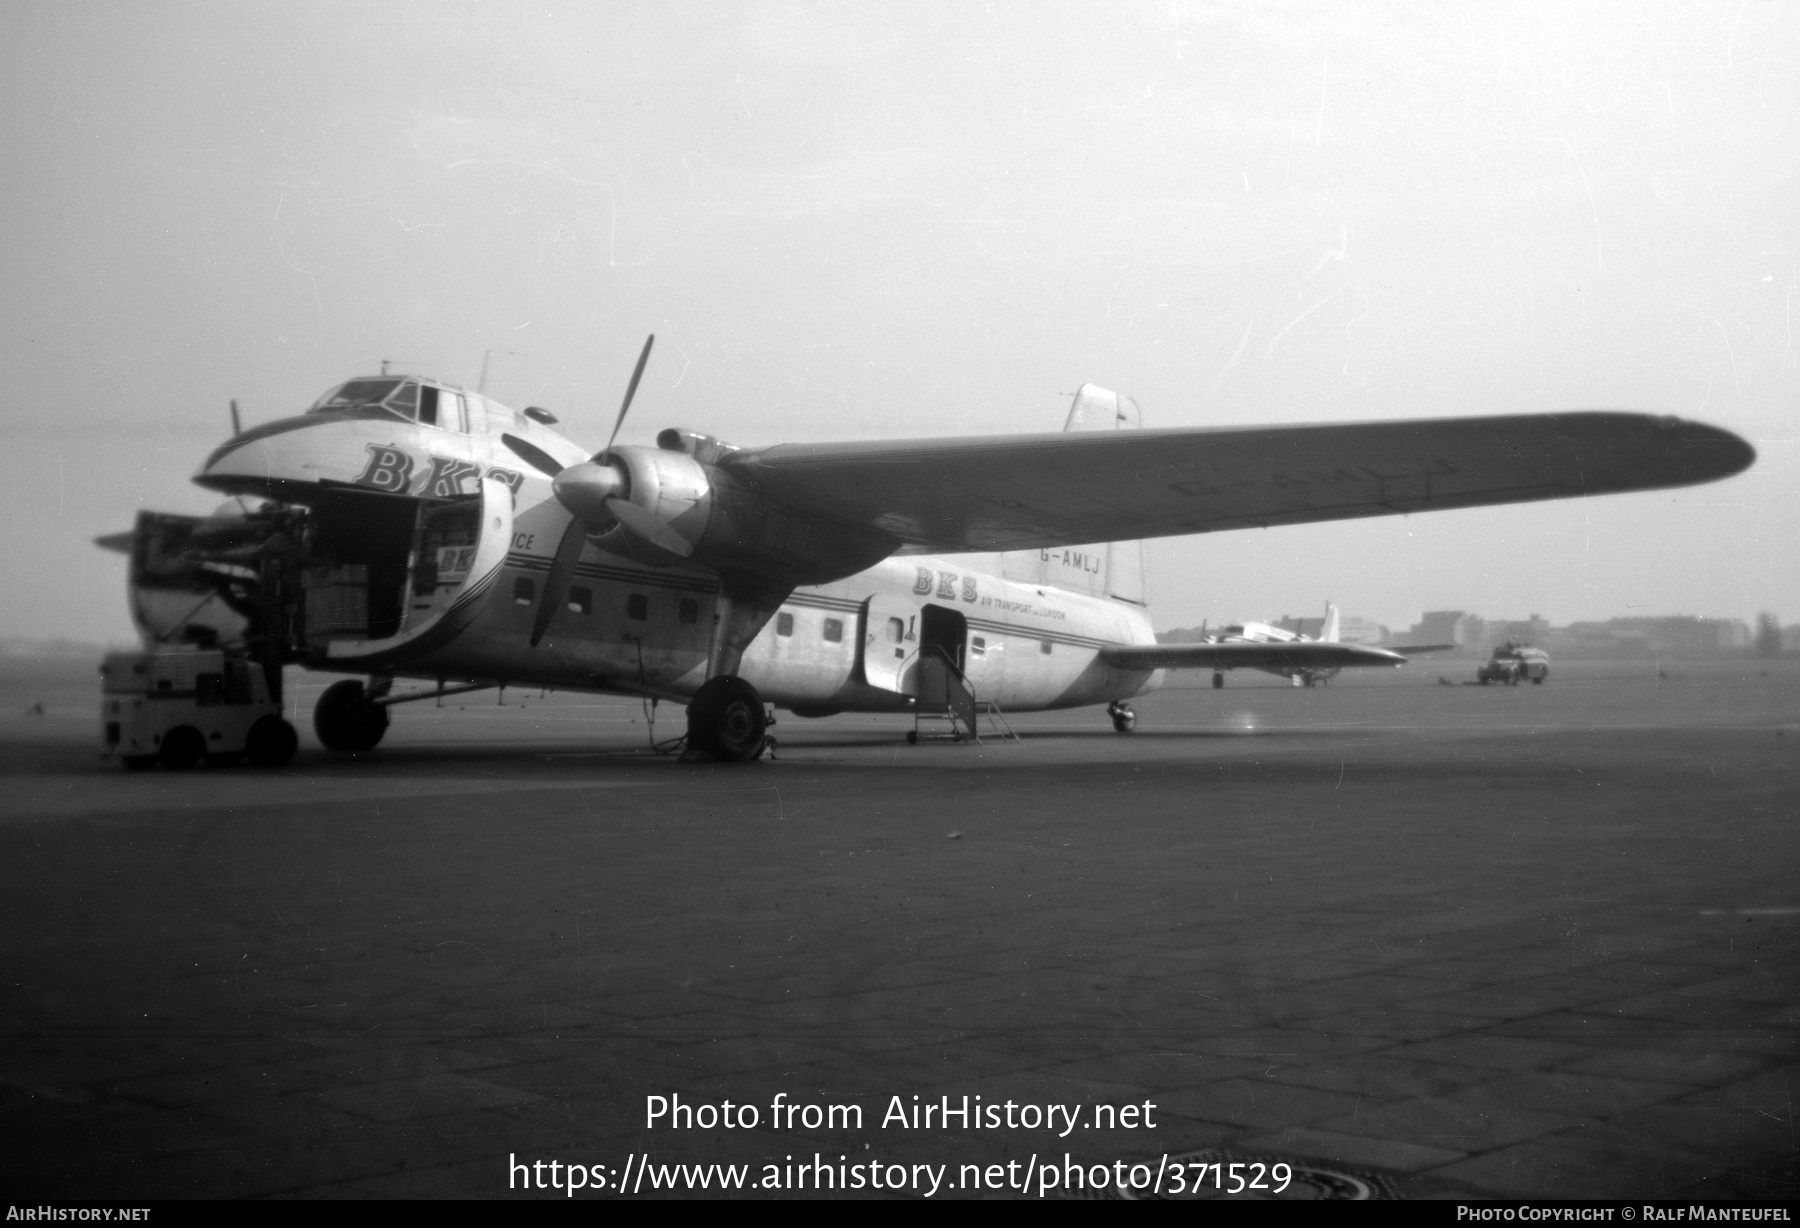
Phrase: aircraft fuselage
[{"left": 191, "top": 380, "right": 1163, "bottom": 716}]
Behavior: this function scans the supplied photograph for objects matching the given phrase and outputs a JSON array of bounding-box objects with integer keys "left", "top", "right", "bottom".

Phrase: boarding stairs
[{"left": 910, "top": 648, "right": 1017, "bottom": 744}]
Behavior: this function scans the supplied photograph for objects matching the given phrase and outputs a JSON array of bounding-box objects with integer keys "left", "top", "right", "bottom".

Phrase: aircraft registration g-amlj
[{"left": 102, "top": 337, "right": 1754, "bottom": 762}]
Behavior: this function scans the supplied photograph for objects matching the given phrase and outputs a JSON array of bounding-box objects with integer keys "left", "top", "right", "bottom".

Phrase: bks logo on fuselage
[
  {"left": 913, "top": 567, "right": 978, "bottom": 603},
  {"left": 355, "top": 444, "right": 522, "bottom": 502}
]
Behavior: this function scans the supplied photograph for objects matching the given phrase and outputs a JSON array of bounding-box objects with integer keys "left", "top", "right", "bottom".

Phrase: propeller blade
[
  {"left": 500, "top": 433, "right": 566, "bottom": 478},
  {"left": 529, "top": 513, "right": 589, "bottom": 647},
  {"left": 605, "top": 496, "right": 693, "bottom": 558},
  {"left": 229, "top": 399, "right": 242, "bottom": 436},
  {"left": 601, "top": 334, "right": 655, "bottom": 457}
]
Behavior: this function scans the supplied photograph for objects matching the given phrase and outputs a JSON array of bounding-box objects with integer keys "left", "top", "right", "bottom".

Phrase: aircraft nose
[{"left": 194, "top": 414, "right": 352, "bottom": 496}]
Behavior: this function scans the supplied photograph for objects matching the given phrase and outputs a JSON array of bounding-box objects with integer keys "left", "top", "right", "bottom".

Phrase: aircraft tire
[
  {"left": 686, "top": 675, "right": 767, "bottom": 762},
  {"left": 315, "top": 680, "right": 390, "bottom": 753},
  {"left": 1111, "top": 713, "right": 1135, "bottom": 733},
  {"left": 247, "top": 716, "right": 299, "bottom": 767},
  {"left": 1212, "top": 672, "right": 1224, "bottom": 689},
  {"left": 906, "top": 729, "right": 918, "bottom": 745},
  {"left": 160, "top": 726, "right": 204, "bottom": 771}
]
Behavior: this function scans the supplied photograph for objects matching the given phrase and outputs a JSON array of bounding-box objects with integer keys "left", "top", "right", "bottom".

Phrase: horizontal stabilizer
[
  {"left": 94, "top": 530, "right": 135, "bottom": 554},
  {"left": 1101, "top": 641, "right": 1408, "bottom": 672}
]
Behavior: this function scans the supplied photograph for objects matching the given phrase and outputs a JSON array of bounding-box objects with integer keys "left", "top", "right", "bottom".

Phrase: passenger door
[{"left": 860, "top": 594, "right": 918, "bottom": 693}]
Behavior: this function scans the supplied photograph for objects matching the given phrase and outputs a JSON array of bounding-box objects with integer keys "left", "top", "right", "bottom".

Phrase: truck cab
[{"left": 101, "top": 648, "right": 297, "bottom": 769}]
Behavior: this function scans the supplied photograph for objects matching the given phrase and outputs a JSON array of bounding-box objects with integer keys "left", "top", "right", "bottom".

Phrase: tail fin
[
  {"left": 1321, "top": 602, "right": 1341, "bottom": 643},
  {"left": 999, "top": 383, "right": 1147, "bottom": 604}
]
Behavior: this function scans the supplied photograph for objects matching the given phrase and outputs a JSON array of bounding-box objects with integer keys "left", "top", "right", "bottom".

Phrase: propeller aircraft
[{"left": 100, "top": 338, "right": 1754, "bottom": 761}]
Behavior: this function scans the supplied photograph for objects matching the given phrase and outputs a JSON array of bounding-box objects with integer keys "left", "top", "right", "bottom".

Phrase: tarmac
[{"left": 0, "top": 657, "right": 1795, "bottom": 1200}]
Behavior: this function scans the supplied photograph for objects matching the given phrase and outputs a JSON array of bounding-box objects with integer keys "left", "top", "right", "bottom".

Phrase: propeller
[
  {"left": 229, "top": 399, "right": 242, "bottom": 436},
  {"left": 499, "top": 334, "right": 670, "bottom": 646}
]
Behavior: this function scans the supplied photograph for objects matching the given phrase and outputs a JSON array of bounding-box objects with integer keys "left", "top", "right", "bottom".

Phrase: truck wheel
[
  {"left": 246, "top": 716, "right": 299, "bottom": 767},
  {"left": 686, "top": 675, "right": 766, "bottom": 762},
  {"left": 160, "top": 726, "right": 204, "bottom": 771},
  {"left": 121, "top": 755, "right": 158, "bottom": 771},
  {"left": 314, "top": 680, "right": 389, "bottom": 753}
]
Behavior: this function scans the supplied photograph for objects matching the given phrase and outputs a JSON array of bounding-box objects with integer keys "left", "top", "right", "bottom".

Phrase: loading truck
[
  {"left": 1477, "top": 640, "right": 1550, "bottom": 686},
  {"left": 101, "top": 648, "right": 298, "bottom": 769}
]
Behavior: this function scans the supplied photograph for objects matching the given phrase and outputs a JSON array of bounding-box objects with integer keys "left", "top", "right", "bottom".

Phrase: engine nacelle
[{"left": 599, "top": 443, "right": 892, "bottom": 583}]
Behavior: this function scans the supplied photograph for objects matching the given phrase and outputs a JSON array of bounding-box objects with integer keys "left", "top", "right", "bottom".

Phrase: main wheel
[
  {"left": 159, "top": 726, "right": 204, "bottom": 771},
  {"left": 1212, "top": 672, "right": 1224, "bottom": 689},
  {"left": 1111, "top": 712, "right": 1136, "bottom": 733},
  {"left": 314, "top": 680, "right": 390, "bottom": 752},
  {"left": 686, "top": 675, "right": 767, "bottom": 762},
  {"left": 246, "top": 716, "right": 299, "bottom": 767}
]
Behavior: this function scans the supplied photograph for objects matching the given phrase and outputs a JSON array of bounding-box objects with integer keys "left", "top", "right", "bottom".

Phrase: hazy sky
[{"left": 2, "top": 1, "right": 1795, "bottom": 641}]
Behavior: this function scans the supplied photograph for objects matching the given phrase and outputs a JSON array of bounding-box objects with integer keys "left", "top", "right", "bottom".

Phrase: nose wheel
[
  {"left": 1107, "top": 701, "right": 1136, "bottom": 733},
  {"left": 314, "top": 679, "right": 390, "bottom": 752}
]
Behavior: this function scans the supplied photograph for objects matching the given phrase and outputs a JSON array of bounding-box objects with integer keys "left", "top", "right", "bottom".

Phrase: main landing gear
[
  {"left": 1108, "top": 701, "right": 1136, "bottom": 733},
  {"left": 685, "top": 675, "right": 771, "bottom": 762},
  {"left": 1212, "top": 671, "right": 1225, "bottom": 689},
  {"left": 314, "top": 679, "right": 390, "bottom": 753}
]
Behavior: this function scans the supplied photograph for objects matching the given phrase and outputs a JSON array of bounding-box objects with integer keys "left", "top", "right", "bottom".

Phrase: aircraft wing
[
  {"left": 1388, "top": 643, "right": 1455, "bottom": 657},
  {"left": 1100, "top": 641, "right": 1408, "bottom": 671},
  {"left": 724, "top": 412, "right": 1752, "bottom": 552}
]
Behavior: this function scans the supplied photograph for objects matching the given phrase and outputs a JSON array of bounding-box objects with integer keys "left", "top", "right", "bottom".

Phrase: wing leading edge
[
  {"left": 1100, "top": 641, "right": 1408, "bottom": 672},
  {"left": 724, "top": 412, "right": 1753, "bottom": 553}
]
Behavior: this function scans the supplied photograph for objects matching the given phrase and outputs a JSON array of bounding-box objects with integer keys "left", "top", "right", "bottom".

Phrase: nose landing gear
[{"left": 314, "top": 679, "right": 391, "bottom": 752}]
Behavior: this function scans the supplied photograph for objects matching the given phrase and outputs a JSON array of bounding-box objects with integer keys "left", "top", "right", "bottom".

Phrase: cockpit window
[
  {"left": 307, "top": 378, "right": 424, "bottom": 420},
  {"left": 310, "top": 378, "right": 402, "bottom": 413}
]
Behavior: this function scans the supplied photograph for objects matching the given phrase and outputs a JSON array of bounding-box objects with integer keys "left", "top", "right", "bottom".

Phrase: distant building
[
  {"left": 1554, "top": 616, "right": 1749, "bottom": 658},
  {"left": 1399, "top": 611, "right": 1487, "bottom": 656}
]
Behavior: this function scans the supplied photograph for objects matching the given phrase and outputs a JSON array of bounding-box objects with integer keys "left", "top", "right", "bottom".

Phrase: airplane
[
  {"left": 96, "top": 337, "right": 1754, "bottom": 762},
  {"left": 1175, "top": 603, "right": 1452, "bottom": 690}
]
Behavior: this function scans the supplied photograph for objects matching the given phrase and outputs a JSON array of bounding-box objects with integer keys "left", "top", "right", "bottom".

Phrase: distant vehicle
[
  {"left": 1478, "top": 640, "right": 1550, "bottom": 686},
  {"left": 101, "top": 648, "right": 297, "bottom": 769}
]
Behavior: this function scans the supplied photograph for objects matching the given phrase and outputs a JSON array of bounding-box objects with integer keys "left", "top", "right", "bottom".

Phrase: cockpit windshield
[{"left": 308, "top": 378, "right": 417, "bottom": 418}]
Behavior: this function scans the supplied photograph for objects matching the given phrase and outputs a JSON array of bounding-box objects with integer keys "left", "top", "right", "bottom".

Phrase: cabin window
[
  {"left": 970, "top": 636, "right": 986, "bottom": 657},
  {"left": 567, "top": 586, "right": 592, "bottom": 615},
  {"left": 1040, "top": 639, "right": 1053, "bottom": 655},
  {"left": 678, "top": 598, "right": 699, "bottom": 625},
  {"left": 513, "top": 578, "right": 535, "bottom": 606},
  {"left": 627, "top": 593, "right": 648, "bottom": 621},
  {"left": 418, "top": 385, "right": 440, "bottom": 426},
  {"left": 776, "top": 612, "right": 795, "bottom": 637},
  {"left": 822, "top": 617, "right": 843, "bottom": 643}
]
